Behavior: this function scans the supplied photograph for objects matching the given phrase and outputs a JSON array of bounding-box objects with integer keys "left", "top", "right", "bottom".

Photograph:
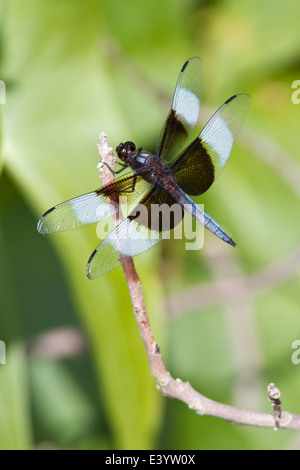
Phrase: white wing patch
[
  {"left": 200, "top": 114, "right": 234, "bottom": 166},
  {"left": 87, "top": 218, "right": 162, "bottom": 279},
  {"left": 174, "top": 87, "right": 200, "bottom": 127},
  {"left": 71, "top": 194, "right": 111, "bottom": 224},
  {"left": 37, "top": 192, "right": 113, "bottom": 234},
  {"left": 200, "top": 94, "right": 251, "bottom": 176}
]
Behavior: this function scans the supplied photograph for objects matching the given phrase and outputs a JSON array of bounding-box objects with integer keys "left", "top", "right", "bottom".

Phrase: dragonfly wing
[
  {"left": 170, "top": 94, "right": 251, "bottom": 195},
  {"left": 37, "top": 174, "right": 152, "bottom": 234},
  {"left": 200, "top": 93, "right": 251, "bottom": 179},
  {"left": 86, "top": 217, "right": 161, "bottom": 279},
  {"left": 156, "top": 57, "right": 203, "bottom": 164},
  {"left": 86, "top": 187, "right": 184, "bottom": 279}
]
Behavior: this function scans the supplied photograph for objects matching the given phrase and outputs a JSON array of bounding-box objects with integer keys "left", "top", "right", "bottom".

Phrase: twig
[
  {"left": 268, "top": 383, "right": 282, "bottom": 430},
  {"left": 96, "top": 133, "right": 133, "bottom": 270},
  {"left": 96, "top": 132, "right": 300, "bottom": 431}
]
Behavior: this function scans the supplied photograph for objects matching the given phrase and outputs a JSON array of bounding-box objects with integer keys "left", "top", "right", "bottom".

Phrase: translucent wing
[
  {"left": 156, "top": 57, "right": 203, "bottom": 164},
  {"left": 86, "top": 183, "right": 236, "bottom": 279},
  {"left": 200, "top": 93, "right": 251, "bottom": 178},
  {"left": 37, "top": 174, "right": 152, "bottom": 234},
  {"left": 170, "top": 94, "right": 251, "bottom": 195},
  {"left": 86, "top": 218, "right": 162, "bottom": 279},
  {"left": 86, "top": 186, "right": 184, "bottom": 279}
]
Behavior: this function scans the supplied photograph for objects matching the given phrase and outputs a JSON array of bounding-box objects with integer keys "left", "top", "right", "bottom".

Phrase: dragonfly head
[{"left": 116, "top": 141, "right": 136, "bottom": 161}]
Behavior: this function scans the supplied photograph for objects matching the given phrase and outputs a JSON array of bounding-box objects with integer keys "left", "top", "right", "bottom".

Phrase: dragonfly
[{"left": 37, "top": 57, "right": 251, "bottom": 279}]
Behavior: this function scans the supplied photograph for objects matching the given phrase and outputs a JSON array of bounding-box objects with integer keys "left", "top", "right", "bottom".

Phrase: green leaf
[
  {"left": 2, "top": 0, "right": 167, "bottom": 448},
  {"left": 1, "top": 0, "right": 300, "bottom": 450},
  {"left": 0, "top": 343, "right": 32, "bottom": 450}
]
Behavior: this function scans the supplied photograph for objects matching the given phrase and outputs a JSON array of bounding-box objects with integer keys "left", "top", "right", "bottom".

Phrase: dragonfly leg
[
  {"left": 100, "top": 161, "right": 127, "bottom": 175},
  {"left": 120, "top": 174, "right": 138, "bottom": 193}
]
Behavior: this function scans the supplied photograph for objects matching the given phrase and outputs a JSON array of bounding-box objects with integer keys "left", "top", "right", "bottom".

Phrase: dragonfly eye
[
  {"left": 116, "top": 143, "right": 127, "bottom": 161},
  {"left": 125, "top": 141, "right": 136, "bottom": 153},
  {"left": 116, "top": 141, "right": 136, "bottom": 161}
]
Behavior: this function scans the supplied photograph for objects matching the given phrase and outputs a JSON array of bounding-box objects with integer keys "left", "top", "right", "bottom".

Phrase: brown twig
[
  {"left": 96, "top": 132, "right": 300, "bottom": 431},
  {"left": 268, "top": 383, "right": 282, "bottom": 430}
]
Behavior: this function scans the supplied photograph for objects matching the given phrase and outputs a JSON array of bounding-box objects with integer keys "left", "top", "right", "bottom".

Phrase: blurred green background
[{"left": 0, "top": 0, "right": 299, "bottom": 450}]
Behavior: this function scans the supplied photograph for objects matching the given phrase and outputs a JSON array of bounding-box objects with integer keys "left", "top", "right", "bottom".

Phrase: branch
[
  {"left": 96, "top": 132, "right": 300, "bottom": 431},
  {"left": 268, "top": 383, "right": 282, "bottom": 431}
]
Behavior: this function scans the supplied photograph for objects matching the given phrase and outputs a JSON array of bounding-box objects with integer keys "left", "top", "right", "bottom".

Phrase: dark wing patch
[
  {"left": 170, "top": 138, "right": 215, "bottom": 196},
  {"left": 128, "top": 186, "right": 184, "bottom": 232}
]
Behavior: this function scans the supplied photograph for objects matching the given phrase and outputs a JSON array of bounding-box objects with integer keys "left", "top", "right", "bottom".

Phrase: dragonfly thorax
[{"left": 116, "top": 142, "right": 169, "bottom": 183}]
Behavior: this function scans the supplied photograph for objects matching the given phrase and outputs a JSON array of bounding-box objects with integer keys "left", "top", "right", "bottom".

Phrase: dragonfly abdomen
[{"left": 167, "top": 181, "right": 236, "bottom": 247}]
